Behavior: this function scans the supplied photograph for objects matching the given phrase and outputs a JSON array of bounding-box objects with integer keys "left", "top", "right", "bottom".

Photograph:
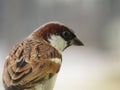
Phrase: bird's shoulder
[{"left": 3, "top": 38, "right": 62, "bottom": 90}]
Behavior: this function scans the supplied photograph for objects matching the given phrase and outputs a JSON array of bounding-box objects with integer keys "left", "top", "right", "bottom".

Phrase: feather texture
[{"left": 3, "top": 38, "right": 61, "bottom": 90}]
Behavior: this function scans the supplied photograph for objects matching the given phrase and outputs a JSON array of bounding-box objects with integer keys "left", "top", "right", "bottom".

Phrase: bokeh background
[{"left": 1, "top": 0, "right": 120, "bottom": 90}]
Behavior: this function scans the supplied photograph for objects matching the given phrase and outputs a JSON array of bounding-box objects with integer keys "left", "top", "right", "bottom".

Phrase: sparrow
[{"left": 2, "top": 22, "right": 84, "bottom": 90}]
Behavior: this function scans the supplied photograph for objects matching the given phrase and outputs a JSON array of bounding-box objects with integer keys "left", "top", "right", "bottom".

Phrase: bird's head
[{"left": 29, "top": 22, "right": 84, "bottom": 53}]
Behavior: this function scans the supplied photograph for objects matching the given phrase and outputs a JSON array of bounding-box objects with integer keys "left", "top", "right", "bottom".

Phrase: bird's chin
[{"left": 63, "top": 44, "right": 71, "bottom": 51}]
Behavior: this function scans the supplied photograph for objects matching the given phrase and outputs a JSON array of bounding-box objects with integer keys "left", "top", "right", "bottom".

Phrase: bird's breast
[{"left": 34, "top": 74, "right": 58, "bottom": 90}]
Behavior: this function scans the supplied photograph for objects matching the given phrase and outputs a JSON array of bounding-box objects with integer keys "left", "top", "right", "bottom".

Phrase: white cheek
[{"left": 48, "top": 35, "right": 67, "bottom": 53}]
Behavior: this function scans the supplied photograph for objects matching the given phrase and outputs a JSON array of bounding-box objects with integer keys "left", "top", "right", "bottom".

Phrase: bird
[{"left": 2, "top": 21, "right": 84, "bottom": 90}]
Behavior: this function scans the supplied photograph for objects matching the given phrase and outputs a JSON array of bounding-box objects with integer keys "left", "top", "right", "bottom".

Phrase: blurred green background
[{"left": 1, "top": 0, "right": 120, "bottom": 90}]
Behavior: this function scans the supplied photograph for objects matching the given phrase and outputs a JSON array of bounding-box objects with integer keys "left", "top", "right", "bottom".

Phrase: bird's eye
[{"left": 62, "top": 30, "right": 74, "bottom": 40}]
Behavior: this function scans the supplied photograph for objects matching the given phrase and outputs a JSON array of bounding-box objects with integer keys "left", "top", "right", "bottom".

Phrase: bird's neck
[{"left": 48, "top": 35, "right": 67, "bottom": 53}]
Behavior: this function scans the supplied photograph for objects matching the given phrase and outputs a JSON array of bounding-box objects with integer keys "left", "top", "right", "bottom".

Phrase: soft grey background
[{"left": 1, "top": 0, "right": 120, "bottom": 90}]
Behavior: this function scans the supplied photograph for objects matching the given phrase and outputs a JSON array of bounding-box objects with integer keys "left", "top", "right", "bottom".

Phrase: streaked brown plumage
[{"left": 2, "top": 22, "right": 84, "bottom": 90}]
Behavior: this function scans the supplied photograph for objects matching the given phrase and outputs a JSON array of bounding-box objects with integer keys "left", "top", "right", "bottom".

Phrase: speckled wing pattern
[{"left": 3, "top": 39, "right": 62, "bottom": 90}]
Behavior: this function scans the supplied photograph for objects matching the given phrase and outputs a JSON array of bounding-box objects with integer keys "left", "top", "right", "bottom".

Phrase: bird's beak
[{"left": 71, "top": 38, "right": 84, "bottom": 46}]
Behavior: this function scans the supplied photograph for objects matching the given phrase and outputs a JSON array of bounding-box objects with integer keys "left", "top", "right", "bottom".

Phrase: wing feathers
[{"left": 3, "top": 39, "right": 61, "bottom": 90}]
